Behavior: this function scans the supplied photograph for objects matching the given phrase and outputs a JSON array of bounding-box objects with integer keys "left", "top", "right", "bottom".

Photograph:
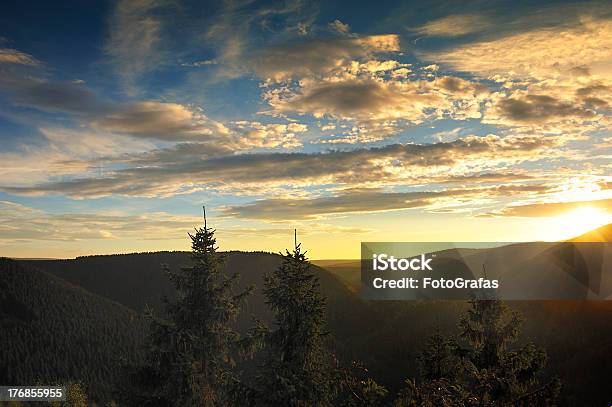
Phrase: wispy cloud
[
  {"left": 0, "top": 48, "right": 40, "bottom": 65},
  {"left": 424, "top": 15, "right": 612, "bottom": 81},
  {"left": 2, "top": 74, "right": 228, "bottom": 141},
  {"left": 203, "top": 0, "right": 318, "bottom": 80},
  {"left": 412, "top": 14, "right": 491, "bottom": 37},
  {"left": 0, "top": 201, "right": 201, "bottom": 242},
  {"left": 0, "top": 134, "right": 565, "bottom": 198},
  {"left": 105, "top": 0, "right": 169, "bottom": 92},
  {"left": 223, "top": 184, "right": 555, "bottom": 220}
]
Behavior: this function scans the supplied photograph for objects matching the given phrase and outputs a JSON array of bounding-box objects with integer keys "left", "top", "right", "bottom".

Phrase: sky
[{"left": 0, "top": 0, "right": 611, "bottom": 259}]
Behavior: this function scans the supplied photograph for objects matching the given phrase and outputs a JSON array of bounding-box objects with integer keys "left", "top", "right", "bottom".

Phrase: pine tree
[
  {"left": 336, "top": 361, "right": 389, "bottom": 407},
  {"left": 393, "top": 330, "right": 467, "bottom": 407},
  {"left": 252, "top": 238, "right": 335, "bottom": 406},
  {"left": 417, "top": 328, "right": 460, "bottom": 382},
  {"left": 396, "top": 288, "right": 559, "bottom": 406},
  {"left": 126, "top": 210, "right": 252, "bottom": 406},
  {"left": 393, "top": 377, "right": 470, "bottom": 407},
  {"left": 458, "top": 293, "right": 559, "bottom": 406}
]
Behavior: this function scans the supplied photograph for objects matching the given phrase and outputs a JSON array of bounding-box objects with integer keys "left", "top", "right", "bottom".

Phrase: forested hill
[
  {"left": 22, "top": 251, "right": 383, "bottom": 343},
  {"left": 0, "top": 258, "right": 145, "bottom": 401}
]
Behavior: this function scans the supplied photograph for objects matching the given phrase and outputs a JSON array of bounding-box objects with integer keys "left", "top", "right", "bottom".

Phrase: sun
[{"left": 554, "top": 206, "right": 612, "bottom": 239}]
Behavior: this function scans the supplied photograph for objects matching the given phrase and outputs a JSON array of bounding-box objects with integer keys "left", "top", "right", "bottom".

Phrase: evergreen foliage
[
  {"left": 124, "top": 223, "right": 252, "bottom": 406},
  {"left": 335, "top": 361, "right": 389, "bottom": 407},
  {"left": 251, "top": 243, "right": 336, "bottom": 406},
  {"left": 397, "top": 291, "right": 560, "bottom": 406},
  {"left": 417, "top": 328, "right": 460, "bottom": 382},
  {"left": 457, "top": 294, "right": 560, "bottom": 406}
]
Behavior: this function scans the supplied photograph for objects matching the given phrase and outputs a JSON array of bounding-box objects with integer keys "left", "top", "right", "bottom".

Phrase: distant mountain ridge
[{"left": 316, "top": 223, "right": 612, "bottom": 295}]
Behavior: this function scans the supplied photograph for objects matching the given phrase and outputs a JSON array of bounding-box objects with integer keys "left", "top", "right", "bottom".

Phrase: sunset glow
[{"left": 553, "top": 206, "right": 612, "bottom": 240}]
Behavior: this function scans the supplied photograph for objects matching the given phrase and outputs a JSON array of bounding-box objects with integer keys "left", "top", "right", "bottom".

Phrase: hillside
[
  {"left": 23, "top": 251, "right": 383, "bottom": 356},
  {"left": 0, "top": 258, "right": 145, "bottom": 402}
]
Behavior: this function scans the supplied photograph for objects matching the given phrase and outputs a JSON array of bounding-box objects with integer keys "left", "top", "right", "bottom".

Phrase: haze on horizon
[{"left": 0, "top": 0, "right": 611, "bottom": 259}]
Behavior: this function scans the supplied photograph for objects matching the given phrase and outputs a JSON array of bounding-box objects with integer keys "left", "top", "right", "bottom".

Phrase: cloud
[
  {"left": 329, "top": 19, "right": 351, "bottom": 34},
  {"left": 260, "top": 53, "right": 489, "bottom": 141},
  {"left": 313, "top": 120, "right": 403, "bottom": 144},
  {"left": 0, "top": 201, "right": 200, "bottom": 242},
  {"left": 224, "top": 190, "right": 437, "bottom": 220},
  {"left": 2, "top": 77, "right": 109, "bottom": 114},
  {"left": 0, "top": 134, "right": 564, "bottom": 198},
  {"left": 223, "top": 183, "right": 554, "bottom": 220},
  {"left": 0, "top": 127, "right": 154, "bottom": 186},
  {"left": 0, "top": 117, "right": 312, "bottom": 189},
  {"left": 416, "top": 11, "right": 612, "bottom": 138},
  {"left": 273, "top": 80, "right": 425, "bottom": 119},
  {"left": 232, "top": 121, "right": 306, "bottom": 149},
  {"left": 218, "top": 223, "right": 370, "bottom": 237},
  {"left": 439, "top": 172, "right": 535, "bottom": 184},
  {"left": 105, "top": 0, "right": 168, "bottom": 90},
  {"left": 425, "top": 16, "right": 612, "bottom": 81},
  {"left": 435, "top": 76, "right": 489, "bottom": 96},
  {"left": 484, "top": 198, "right": 612, "bottom": 217},
  {"left": 0, "top": 73, "right": 232, "bottom": 142},
  {"left": 486, "top": 93, "right": 597, "bottom": 126},
  {"left": 266, "top": 73, "right": 488, "bottom": 125},
  {"left": 182, "top": 59, "right": 218, "bottom": 67},
  {"left": 412, "top": 14, "right": 491, "bottom": 37},
  {"left": 203, "top": 0, "right": 319, "bottom": 80},
  {"left": 90, "top": 101, "right": 230, "bottom": 141},
  {"left": 249, "top": 34, "right": 400, "bottom": 81},
  {"left": 352, "top": 59, "right": 407, "bottom": 74},
  {"left": 0, "top": 57, "right": 314, "bottom": 146},
  {"left": 0, "top": 48, "right": 40, "bottom": 65}
]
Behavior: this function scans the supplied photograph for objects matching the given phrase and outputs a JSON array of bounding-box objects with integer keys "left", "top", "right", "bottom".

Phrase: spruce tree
[
  {"left": 458, "top": 293, "right": 559, "bottom": 406},
  {"left": 394, "top": 330, "right": 467, "bottom": 407},
  {"left": 253, "top": 239, "right": 335, "bottom": 406},
  {"left": 128, "top": 211, "right": 252, "bottom": 406},
  {"left": 337, "top": 361, "right": 389, "bottom": 407},
  {"left": 396, "top": 289, "right": 559, "bottom": 406},
  {"left": 417, "top": 328, "right": 460, "bottom": 382}
]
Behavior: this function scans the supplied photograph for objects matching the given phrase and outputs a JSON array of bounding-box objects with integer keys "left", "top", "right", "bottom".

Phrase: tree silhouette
[
  {"left": 252, "top": 239, "right": 335, "bottom": 406},
  {"left": 396, "top": 288, "right": 560, "bottom": 406},
  {"left": 458, "top": 293, "right": 559, "bottom": 406},
  {"left": 335, "top": 361, "right": 389, "bottom": 407},
  {"left": 417, "top": 327, "right": 461, "bottom": 382},
  {"left": 125, "top": 212, "right": 252, "bottom": 406}
]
